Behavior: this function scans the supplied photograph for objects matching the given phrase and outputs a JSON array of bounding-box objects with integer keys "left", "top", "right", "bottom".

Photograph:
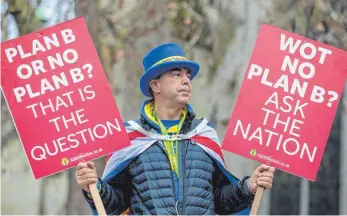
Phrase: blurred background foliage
[{"left": 1, "top": 0, "right": 347, "bottom": 214}]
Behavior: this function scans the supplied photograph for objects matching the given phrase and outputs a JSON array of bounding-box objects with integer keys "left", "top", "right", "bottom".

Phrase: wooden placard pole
[
  {"left": 89, "top": 183, "right": 107, "bottom": 215},
  {"left": 250, "top": 186, "right": 264, "bottom": 215}
]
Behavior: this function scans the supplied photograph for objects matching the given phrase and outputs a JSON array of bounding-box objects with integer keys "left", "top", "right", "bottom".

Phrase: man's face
[{"left": 150, "top": 67, "right": 192, "bottom": 105}]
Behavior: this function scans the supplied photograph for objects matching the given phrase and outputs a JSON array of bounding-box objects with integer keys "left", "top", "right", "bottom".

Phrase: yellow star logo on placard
[
  {"left": 61, "top": 158, "right": 69, "bottom": 166},
  {"left": 250, "top": 149, "right": 257, "bottom": 156}
]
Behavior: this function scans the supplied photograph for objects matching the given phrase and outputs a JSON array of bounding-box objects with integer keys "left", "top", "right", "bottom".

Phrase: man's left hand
[{"left": 248, "top": 164, "right": 275, "bottom": 193}]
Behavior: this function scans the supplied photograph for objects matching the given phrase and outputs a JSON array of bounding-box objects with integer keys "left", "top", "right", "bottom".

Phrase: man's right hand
[{"left": 75, "top": 161, "right": 98, "bottom": 192}]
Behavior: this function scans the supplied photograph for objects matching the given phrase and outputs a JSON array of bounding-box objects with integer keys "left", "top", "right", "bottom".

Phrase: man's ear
[{"left": 149, "top": 80, "right": 160, "bottom": 94}]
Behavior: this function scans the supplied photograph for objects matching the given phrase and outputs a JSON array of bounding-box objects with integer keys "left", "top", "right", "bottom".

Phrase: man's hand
[
  {"left": 248, "top": 164, "right": 275, "bottom": 193},
  {"left": 75, "top": 161, "right": 98, "bottom": 192}
]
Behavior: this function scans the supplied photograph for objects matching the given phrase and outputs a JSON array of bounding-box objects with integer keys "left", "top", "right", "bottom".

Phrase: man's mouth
[{"left": 179, "top": 89, "right": 191, "bottom": 93}]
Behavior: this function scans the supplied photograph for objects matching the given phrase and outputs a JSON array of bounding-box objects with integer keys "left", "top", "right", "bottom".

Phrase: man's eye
[{"left": 171, "top": 72, "right": 180, "bottom": 77}]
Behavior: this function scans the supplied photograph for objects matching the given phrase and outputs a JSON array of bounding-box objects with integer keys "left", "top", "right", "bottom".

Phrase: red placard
[
  {"left": 222, "top": 24, "right": 347, "bottom": 181},
  {"left": 1, "top": 17, "right": 130, "bottom": 179}
]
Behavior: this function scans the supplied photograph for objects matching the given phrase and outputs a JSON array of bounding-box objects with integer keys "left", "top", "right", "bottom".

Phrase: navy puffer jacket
[{"left": 83, "top": 107, "right": 255, "bottom": 215}]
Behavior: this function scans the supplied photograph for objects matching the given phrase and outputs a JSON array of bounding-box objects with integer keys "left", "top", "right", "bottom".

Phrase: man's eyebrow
[
  {"left": 169, "top": 68, "right": 191, "bottom": 75},
  {"left": 184, "top": 69, "right": 192, "bottom": 75}
]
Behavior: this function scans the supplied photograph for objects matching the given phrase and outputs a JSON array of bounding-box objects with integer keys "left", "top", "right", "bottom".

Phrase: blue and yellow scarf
[{"left": 143, "top": 101, "right": 188, "bottom": 177}]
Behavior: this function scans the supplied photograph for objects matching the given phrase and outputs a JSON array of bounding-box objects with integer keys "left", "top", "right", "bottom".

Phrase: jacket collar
[{"left": 140, "top": 99, "right": 196, "bottom": 134}]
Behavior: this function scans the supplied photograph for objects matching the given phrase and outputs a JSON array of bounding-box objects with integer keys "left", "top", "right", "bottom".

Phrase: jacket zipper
[
  {"left": 181, "top": 140, "right": 187, "bottom": 215},
  {"left": 158, "top": 140, "right": 179, "bottom": 214}
]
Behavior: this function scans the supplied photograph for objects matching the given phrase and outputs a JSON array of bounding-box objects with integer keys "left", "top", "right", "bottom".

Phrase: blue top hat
[{"left": 140, "top": 43, "right": 200, "bottom": 97}]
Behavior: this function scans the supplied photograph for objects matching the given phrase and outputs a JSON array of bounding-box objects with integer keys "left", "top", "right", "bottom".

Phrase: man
[{"left": 76, "top": 43, "right": 275, "bottom": 215}]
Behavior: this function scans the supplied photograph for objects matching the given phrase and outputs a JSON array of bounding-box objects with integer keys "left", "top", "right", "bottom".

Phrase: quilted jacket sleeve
[
  {"left": 82, "top": 168, "right": 132, "bottom": 215},
  {"left": 213, "top": 166, "right": 255, "bottom": 215}
]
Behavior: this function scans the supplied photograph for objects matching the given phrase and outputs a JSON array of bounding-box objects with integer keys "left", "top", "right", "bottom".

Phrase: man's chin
[{"left": 176, "top": 96, "right": 190, "bottom": 105}]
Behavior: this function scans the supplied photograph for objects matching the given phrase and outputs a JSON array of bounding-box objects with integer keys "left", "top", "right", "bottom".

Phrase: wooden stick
[
  {"left": 250, "top": 186, "right": 265, "bottom": 215},
  {"left": 89, "top": 183, "right": 107, "bottom": 215}
]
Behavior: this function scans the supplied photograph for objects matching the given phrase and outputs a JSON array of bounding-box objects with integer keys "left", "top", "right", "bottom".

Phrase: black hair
[{"left": 149, "top": 87, "right": 154, "bottom": 97}]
